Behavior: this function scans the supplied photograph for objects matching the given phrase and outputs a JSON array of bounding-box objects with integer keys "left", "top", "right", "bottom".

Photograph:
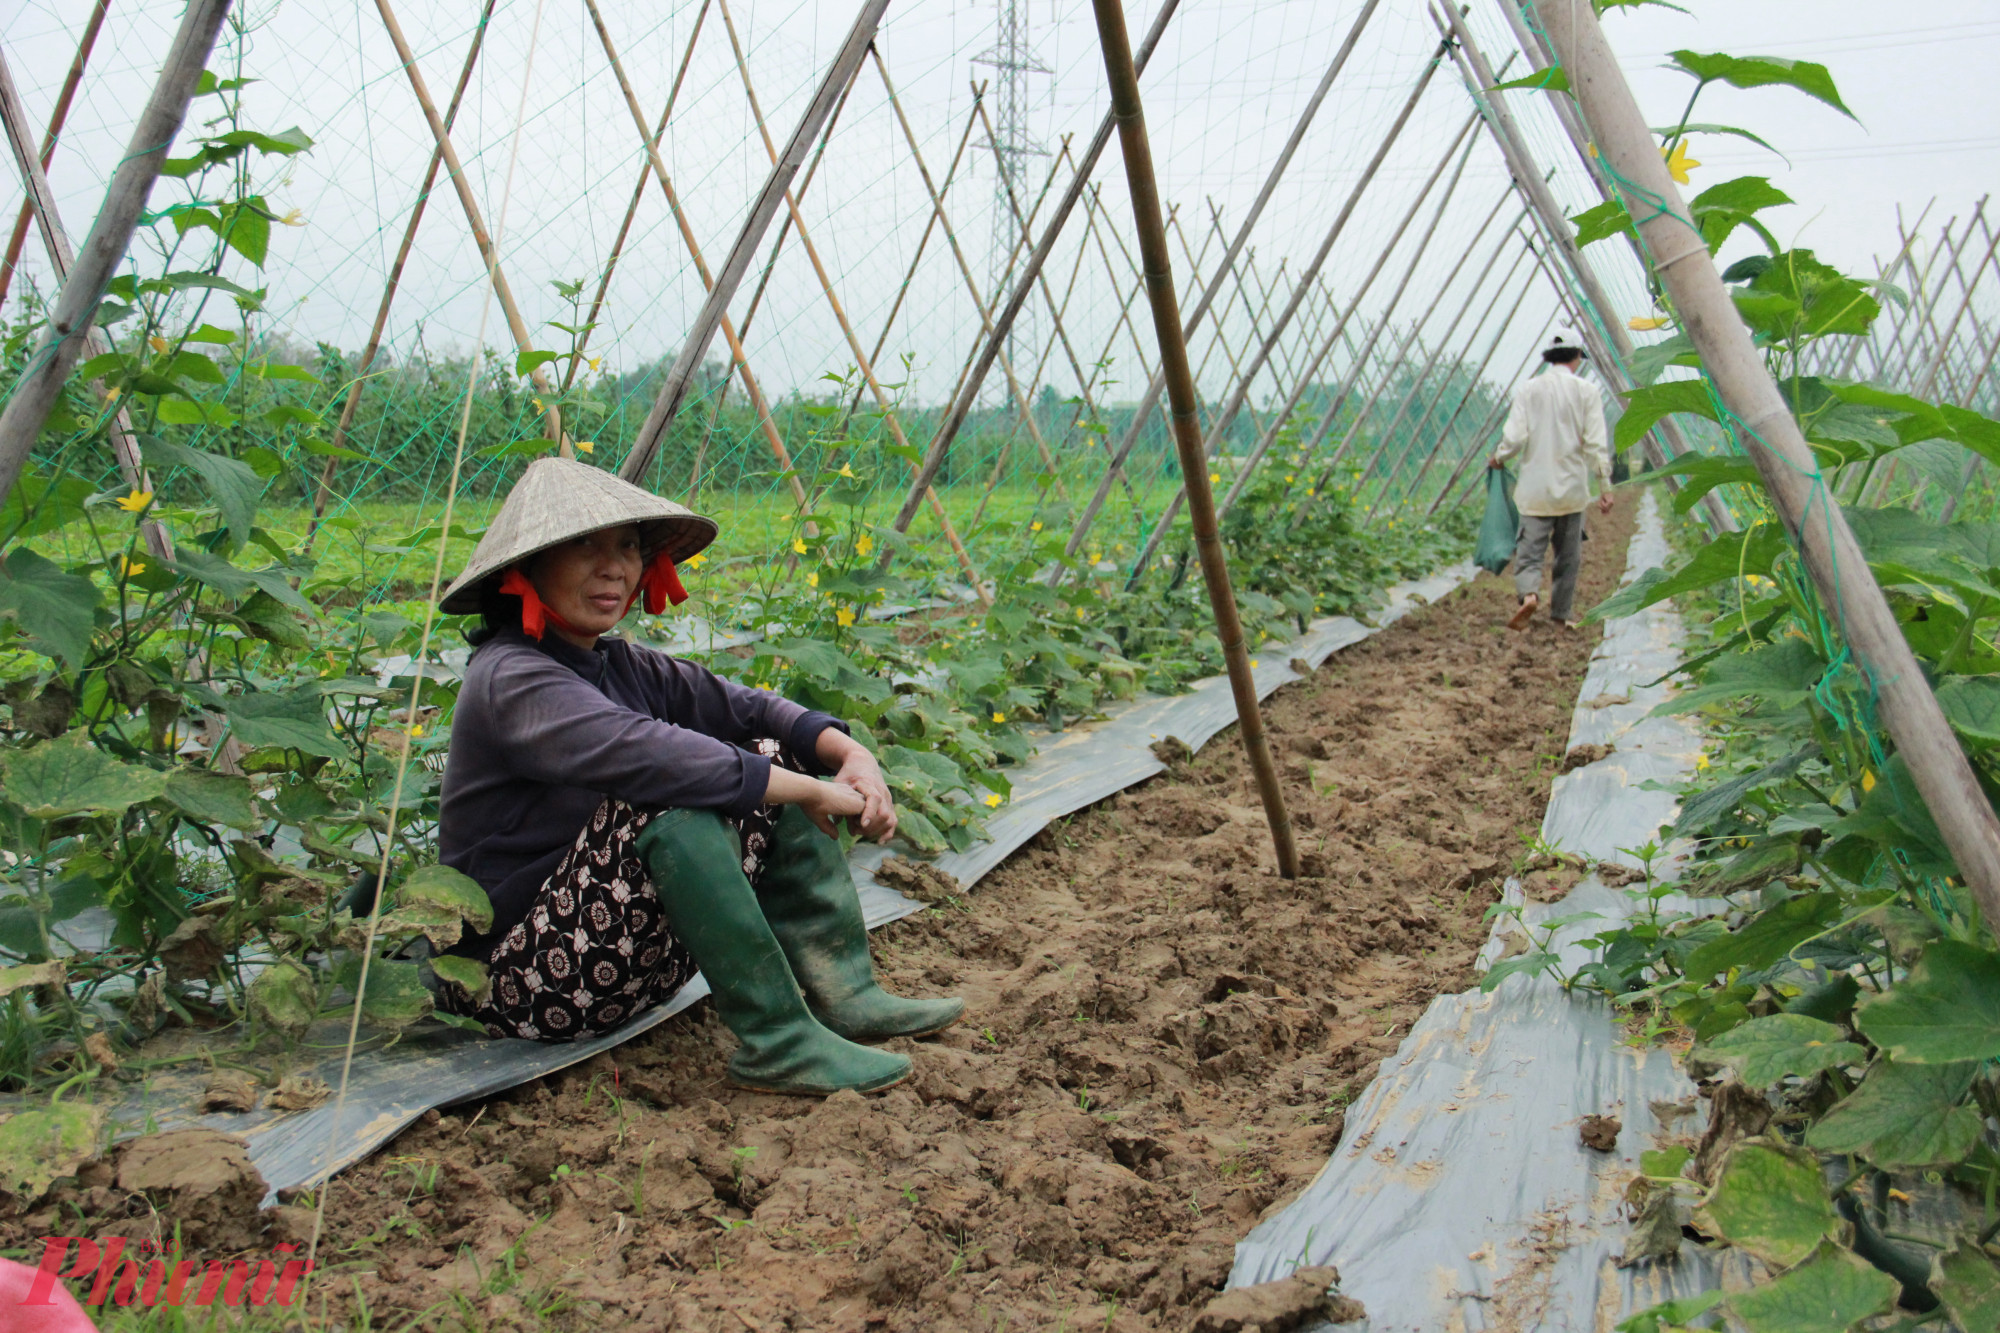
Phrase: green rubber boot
[
  {"left": 637, "top": 808, "right": 910, "bottom": 1095},
  {"left": 755, "top": 805, "right": 966, "bottom": 1043}
]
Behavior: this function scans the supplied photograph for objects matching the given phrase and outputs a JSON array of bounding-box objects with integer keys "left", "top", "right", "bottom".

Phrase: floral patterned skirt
[{"left": 439, "top": 744, "right": 788, "bottom": 1042}]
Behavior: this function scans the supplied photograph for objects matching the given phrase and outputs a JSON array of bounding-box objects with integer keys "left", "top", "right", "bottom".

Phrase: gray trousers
[{"left": 1512, "top": 512, "right": 1583, "bottom": 621}]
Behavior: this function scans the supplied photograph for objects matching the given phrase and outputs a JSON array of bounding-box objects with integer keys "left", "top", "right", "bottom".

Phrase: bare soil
[{"left": 10, "top": 499, "right": 1636, "bottom": 1331}]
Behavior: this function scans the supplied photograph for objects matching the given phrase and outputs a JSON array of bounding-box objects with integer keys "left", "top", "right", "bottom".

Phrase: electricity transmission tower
[{"left": 973, "top": 0, "right": 1051, "bottom": 372}]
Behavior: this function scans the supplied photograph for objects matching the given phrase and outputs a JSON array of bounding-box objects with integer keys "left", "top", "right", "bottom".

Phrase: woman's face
[{"left": 526, "top": 523, "right": 644, "bottom": 647}]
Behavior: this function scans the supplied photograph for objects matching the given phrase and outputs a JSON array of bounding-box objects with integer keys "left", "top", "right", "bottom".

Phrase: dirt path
[{"left": 13, "top": 497, "right": 1637, "bottom": 1332}]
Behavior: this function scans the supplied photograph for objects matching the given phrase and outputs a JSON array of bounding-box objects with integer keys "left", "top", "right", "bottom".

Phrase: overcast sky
[{"left": 3, "top": 0, "right": 1993, "bottom": 413}]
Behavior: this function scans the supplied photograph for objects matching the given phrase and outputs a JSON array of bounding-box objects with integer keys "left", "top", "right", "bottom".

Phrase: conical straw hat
[{"left": 439, "top": 458, "right": 717, "bottom": 614}]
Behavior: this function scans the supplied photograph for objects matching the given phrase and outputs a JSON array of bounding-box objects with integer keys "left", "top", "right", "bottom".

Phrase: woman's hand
[
  {"left": 816, "top": 729, "right": 899, "bottom": 844},
  {"left": 766, "top": 766, "right": 866, "bottom": 838}
]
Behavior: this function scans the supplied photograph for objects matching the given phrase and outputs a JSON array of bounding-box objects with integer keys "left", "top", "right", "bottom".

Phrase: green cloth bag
[{"left": 1475, "top": 467, "right": 1520, "bottom": 574}]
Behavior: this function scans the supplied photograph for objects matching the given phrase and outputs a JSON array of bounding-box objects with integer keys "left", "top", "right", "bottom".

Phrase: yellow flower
[
  {"left": 1250, "top": 659, "right": 1260, "bottom": 668},
  {"left": 836, "top": 607, "right": 857, "bottom": 627},
  {"left": 983, "top": 793, "right": 1003, "bottom": 808},
  {"left": 1089, "top": 552, "right": 1102, "bottom": 564},
  {"left": 1629, "top": 316, "right": 1668, "bottom": 331},
  {"left": 1661, "top": 140, "right": 1700, "bottom": 184},
  {"left": 406, "top": 724, "right": 424, "bottom": 738},
  {"left": 588, "top": 357, "right": 602, "bottom": 371},
  {"left": 104, "top": 386, "right": 121, "bottom": 402},
  {"left": 1030, "top": 521, "right": 1043, "bottom": 533},
  {"left": 807, "top": 571, "right": 819, "bottom": 587},
  {"left": 1306, "top": 487, "right": 1316, "bottom": 497},
  {"left": 792, "top": 537, "right": 808, "bottom": 555},
  {"left": 532, "top": 398, "right": 545, "bottom": 412},
  {"left": 148, "top": 336, "right": 169, "bottom": 354},
  {"left": 116, "top": 490, "right": 154, "bottom": 514},
  {"left": 685, "top": 552, "right": 706, "bottom": 568},
  {"left": 757, "top": 681, "right": 773, "bottom": 690},
  {"left": 279, "top": 208, "right": 306, "bottom": 227},
  {"left": 118, "top": 555, "right": 146, "bottom": 577},
  {"left": 1861, "top": 769, "right": 1877, "bottom": 793},
  {"left": 1695, "top": 753, "right": 1711, "bottom": 770},
  {"left": 1285, "top": 475, "right": 1294, "bottom": 483},
  {"left": 992, "top": 711, "right": 1007, "bottom": 723},
  {"left": 575, "top": 439, "right": 595, "bottom": 454},
  {"left": 837, "top": 463, "right": 857, "bottom": 479},
  {"left": 856, "top": 533, "right": 874, "bottom": 556},
  {"left": 1587, "top": 142, "right": 1598, "bottom": 158},
  {"left": 1209, "top": 472, "right": 1220, "bottom": 484}
]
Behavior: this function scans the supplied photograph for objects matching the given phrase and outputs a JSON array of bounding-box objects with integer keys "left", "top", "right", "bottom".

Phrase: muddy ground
[{"left": 14, "top": 496, "right": 1637, "bottom": 1331}]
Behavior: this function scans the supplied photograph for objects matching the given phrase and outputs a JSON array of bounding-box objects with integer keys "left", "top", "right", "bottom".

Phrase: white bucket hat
[
  {"left": 439, "top": 457, "right": 717, "bottom": 614},
  {"left": 1546, "top": 328, "right": 1587, "bottom": 357}
]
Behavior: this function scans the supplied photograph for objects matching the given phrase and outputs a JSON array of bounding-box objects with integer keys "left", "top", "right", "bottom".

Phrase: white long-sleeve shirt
[{"left": 1492, "top": 367, "right": 1612, "bottom": 517}]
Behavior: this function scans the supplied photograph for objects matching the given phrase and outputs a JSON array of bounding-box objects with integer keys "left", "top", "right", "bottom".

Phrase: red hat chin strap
[
  {"left": 498, "top": 569, "right": 580, "bottom": 641},
  {"left": 633, "top": 553, "right": 689, "bottom": 616}
]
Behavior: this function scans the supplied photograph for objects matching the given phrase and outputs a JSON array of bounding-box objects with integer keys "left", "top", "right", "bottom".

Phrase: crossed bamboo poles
[{"left": 3, "top": 0, "right": 1688, "bottom": 607}]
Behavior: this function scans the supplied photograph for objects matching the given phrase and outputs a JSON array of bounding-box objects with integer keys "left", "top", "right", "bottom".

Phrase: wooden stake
[
  {"left": 1535, "top": 0, "right": 2000, "bottom": 928},
  {"left": 0, "top": 0, "right": 231, "bottom": 515},
  {"left": 0, "top": 0, "right": 109, "bottom": 314},
  {"left": 306, "top": 0, "right": 498, "bottom": 547},
  {"left": 617, "top": 0, "right": 891, "bottom": 485},
  {"left": 1088, "top": 0, "right": 1299, "bottom": 881}
]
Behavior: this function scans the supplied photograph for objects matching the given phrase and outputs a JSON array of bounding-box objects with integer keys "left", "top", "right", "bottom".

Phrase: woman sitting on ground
[{"left": 432, "top": 457, "right": 961, "bottom": 1096}]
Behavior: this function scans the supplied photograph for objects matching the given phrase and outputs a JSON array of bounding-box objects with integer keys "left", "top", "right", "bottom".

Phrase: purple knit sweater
[{"left": 438, "top": 630, "right": 844, "bottom": 955}]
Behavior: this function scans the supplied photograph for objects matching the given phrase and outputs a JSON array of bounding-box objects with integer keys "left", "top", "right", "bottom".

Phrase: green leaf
[
  {"left": 1740, "top": 250, "right": 1881, "bottom": 343},
  {"left": 1614, "top": 379, "right": 1720, "bottom": 451},
  {"left": 0, "top": 470, "right": 95, "bottom": 540},
  {"left": 219, "top": 202, "right": 269, "bottom": 267},
  {"left": 427, "top": 954, "right": 490, "bottom": 1005},
  {"left": 1932, "top": 1239, "right": 2000, "bottom": 1333},
  {"left": 205, "top": 125, "right": 315, "bottom": 155},
  {"left": 1669, "top": 51, "right": 1856, "bottom": 120},
  {"left": 2, "top": 730, "right": 167, "bottom": 818},
  {"left": 1480, "top": 951, "right": 1556, "bottom": 993},
  {"left": 187, "top": 323, "right": 237, "bottom": 345},
  {"left": 1805, "top": 1058, "right": 1982, "bottom": 1168},
  {"left": 1682, "top": 892, "right": 1840, "bottom": 986},
  {"left": 1727, "top": 1242, "right": 1896, "bottom": 1333},
  {"left": 1570, "top": 199, "right": 1635, "bottom": 249},
  {"left": 1693, "top": 1140, "right": 1837, "bottom": 1268},
  {"left": 219, "top": 687, "right": 344, "bottom": 759},
  {"left": 1658, "top": 637, "right": 1826, "bottom": 716},
  {"left": 1666, "top": 122, "right": 1789, "bottom": 162},
  {"left": 1586, "top": 522, "right": 1787, "bottom": 622},
  {"left": 515, "top": 348, "right": 560, "bottom": 376},
  {"left": 1616, "top": 1290, "right": 1722, "bottom": 1333},
  {"left": 395, "top": 863, "right": 494, "bottom": 937},
  {"left": 1646, "top": 450, "right": 1764, "bottom": 511},
  {"left": 1627, "top": 332, "right": 1698, "bottom": 387},
  {"left": 165, "top": 547, "right": 316, "bottom": 614},
  {"left": 0, "top": 548, "right": 100, "bottom": 666},
  {"left": 895, "top": 808, "right": 948, "bottom": 853},
  {"left": 477, "top": 437, "right": 558, "bottom": 460},
  {"left": 140, "top": 436, "right": 263, "bottom": 547},
  {"left": 1691, "top": 175, "right": 1793, "bottom": 252},
  {"left": 1935, "top": 677, "right": 2000, "bottom": 747},
  {"left": 250, "top": 362, "right": 320, "bottom": 384},
  {"left": 1487, "top": 66, "right": 1569, "bottom": 94},
  {"left": 1673, "top": 746, "right": 1814, "bottom": 838},
  {"left": 1855, "top": 940, "right": 2000, "bottom": 1063},
  {"left": 248, "top": 958, "right": 319, "bottom": 1039},
  {"left": 0, "top": 1102, "right": 104, "bottom": 1199},
  {"left": 164, "top": 769, "right": 261, "bottom": 831},
  {"left": 162, "top": 350, "right": 225, "bottom": 385},
  {"left": 1698, "top": 1013, "right": 1862, "bottom": 1087},
  {"left": 356, "top": 957, "right": 434, "bottom": 1036},
  {"left": 153, "top": 396, "right": 238, "bottom": 429},
  {"left": 296, "top": 435, "right": 368, "bottom": 462}
]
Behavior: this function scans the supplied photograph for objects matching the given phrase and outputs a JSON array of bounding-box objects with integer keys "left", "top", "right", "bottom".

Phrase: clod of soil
[
  {"left": 109, "top": 1129, "right": 268, "bottom": 1250},
  {"left": 1190, "top": 1263, "right": 1361, "bottom": 1331},
  {"left": 1579, "top": 1114, "right": 1622, "bottom": 1152},
  {"left": 7, "top": 502, "right": 1638, "bottom": 1329}
]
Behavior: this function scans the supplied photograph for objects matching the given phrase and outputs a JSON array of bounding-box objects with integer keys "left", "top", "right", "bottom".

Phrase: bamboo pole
[
  {"left": 583, "top": 0, "right": 817, "bottom": 508},
  {"left": 1125, "top": 39, "right": 1458, "bottom": 581},
  {"left": 0, "top": 40, "right": 163, "bottom": 559},
  {"left": 0, "top": 0, "right": 231, "bottom": 514},
  {"left": 618, "top": 0, "right": 889, "bottom": 486},
  {"left": 1356, "top": 225, "right": 1533, "bottom": 516},
  {"left": 1534, "top": 0, "right": 2000, "bottom": 926},
  {"left": 0, "top": 0, "right": 109, "bottom": 314},
  {"left": 1226, "top": 127, "right": 1494, "bottom": 521},
  {"left": 887, "top": 0, "right": 1338, "bottom": 552},
  {"left": 1088, "top": 0, "right": 1299, "bottom": 881},
  {"left": 710, "top": 0, "right": 986, "bottom": 596},
  {"left": 564, "top": 0, "right": 712, "bottom": 401},
  {"left": 375, "top": 0, "right": 567, "bottom": 452},
  {"left": 838, "top": 82, "right": 987, "bottom": 435},
  {"left": 306, "top": 0, "right": 498, "bottom": 547},
  {"left": 1375, "top": 238, "right": 1537, "bottom": 511}
]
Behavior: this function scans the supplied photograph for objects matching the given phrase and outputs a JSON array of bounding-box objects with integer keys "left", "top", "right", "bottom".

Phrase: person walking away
[{"left": 1488, "top": 332, "right": 1613, "bottom": 630}]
